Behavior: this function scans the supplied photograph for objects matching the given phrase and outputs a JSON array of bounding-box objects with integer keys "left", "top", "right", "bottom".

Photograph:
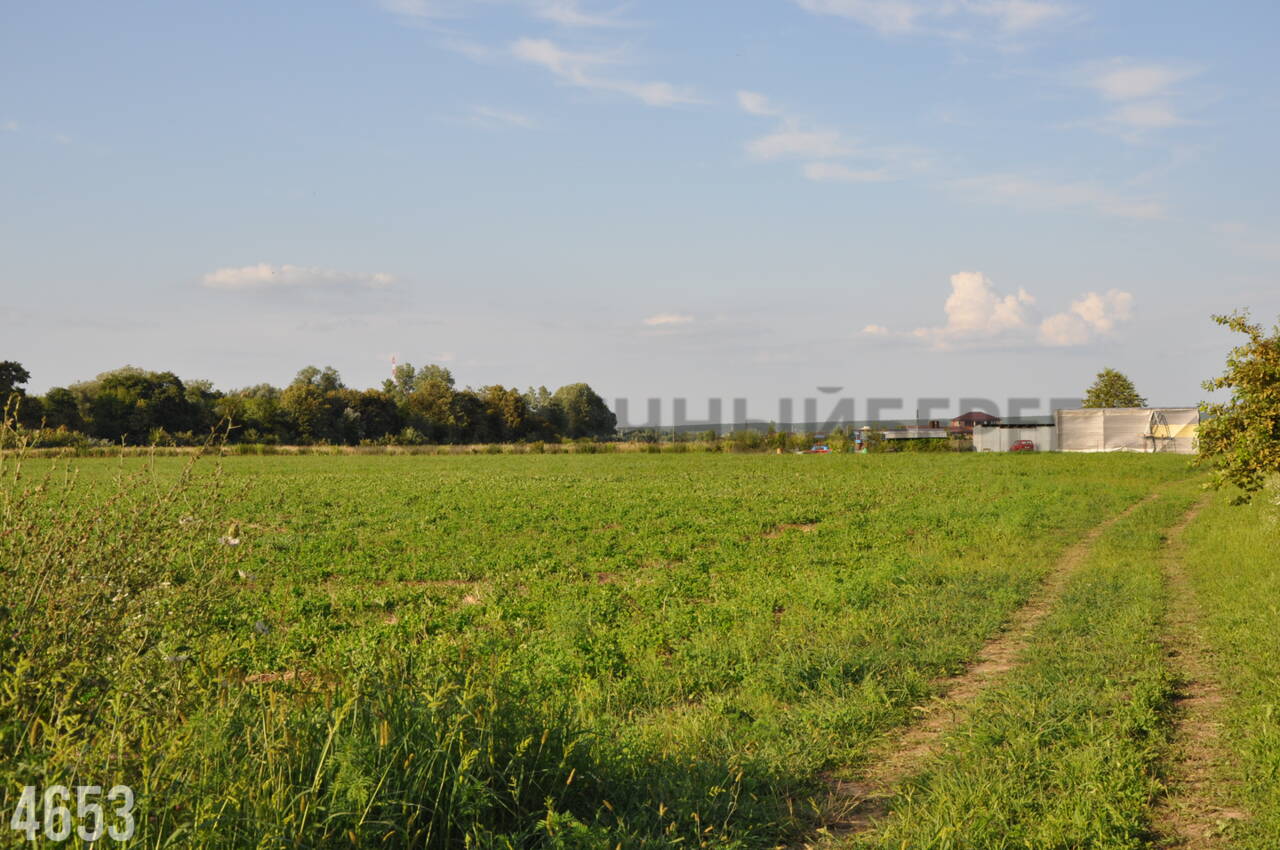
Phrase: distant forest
[{"left": 0, "top": 360, "right": 617, "bottom": 447}]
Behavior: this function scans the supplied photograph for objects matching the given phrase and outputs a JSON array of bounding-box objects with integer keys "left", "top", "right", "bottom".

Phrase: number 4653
[{"left": 10, "top": 785, "right": 135, "bottom": 843}]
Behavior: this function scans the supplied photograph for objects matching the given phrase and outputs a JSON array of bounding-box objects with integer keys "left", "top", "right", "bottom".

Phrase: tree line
[{"left": 0, "top": 361, "right": 617, "bottom": 446}]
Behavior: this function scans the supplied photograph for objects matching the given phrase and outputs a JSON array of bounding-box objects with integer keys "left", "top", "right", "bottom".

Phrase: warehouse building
[
  {"left": 1054, "top": 407, "right": 1199, "bottom": 454},
  {"left": 973, "top": 423, "right": 1058, "bottom": 452}
]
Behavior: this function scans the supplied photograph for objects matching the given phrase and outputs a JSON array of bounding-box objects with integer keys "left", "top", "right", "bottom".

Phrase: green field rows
[{"left": 4, "top": 452, "right": 1271, "bottom": 848}]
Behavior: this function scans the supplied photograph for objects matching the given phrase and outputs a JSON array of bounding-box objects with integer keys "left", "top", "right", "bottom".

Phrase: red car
[
  {"left": 1009, "top": 440, "right": 1036, "bottom": 452},
  {"left": 802, "top": 444, "right": 832, "bottom": 453}
]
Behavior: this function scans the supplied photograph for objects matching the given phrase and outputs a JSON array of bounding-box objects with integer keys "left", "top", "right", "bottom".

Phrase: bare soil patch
[{"left": 763, "top": 522, "right": 820, "bottom": 539}]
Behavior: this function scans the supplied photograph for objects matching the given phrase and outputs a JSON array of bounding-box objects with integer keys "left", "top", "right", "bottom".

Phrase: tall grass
[
  {"left": 856, "top": 483, "right": 1204, "bottom": 848},
  {"left": 1175, "top": 487, "right": 1280, "bottom": 848},
  {"left": 0, "top": 418, "right": 792, "bottom": 848}
]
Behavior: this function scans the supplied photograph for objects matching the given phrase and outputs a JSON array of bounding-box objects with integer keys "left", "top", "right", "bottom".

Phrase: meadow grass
[
  {"left": 2, "top": 450, "right": 1195, "bottom": 848},
  {"left": 854, "top": 480, "right": 1205, "bottom": 849},
  {"left": 1174, "top": 488, "right": 1280, "bottom": 848}
]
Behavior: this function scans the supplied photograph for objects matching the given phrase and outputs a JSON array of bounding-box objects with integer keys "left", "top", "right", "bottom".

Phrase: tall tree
[
  {"left": 0, "top": 361, "right": 31, "bottom": 399},
  {"left": 40, "top": 387, "right": 82, "bottom": 431},
  {"left": 1082, "top": 368, "right": 1147, "bottom": 408},
  {"left": 281, "top": 367, "right": 345, "bottom": 443},
  {"left": 551, "top": 383, "right": 617, "bottom": 439},
  {"left": 404, "top": 377, "right": 457, "bottom": 442},
  {"left": 1197, "top": 311, "right": 1280, "bottom": 502}
]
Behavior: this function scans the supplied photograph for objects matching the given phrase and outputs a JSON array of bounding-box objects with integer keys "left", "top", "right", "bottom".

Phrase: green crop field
[{"left": 3, "top": 451, "right": 1275, "bottom": 848}]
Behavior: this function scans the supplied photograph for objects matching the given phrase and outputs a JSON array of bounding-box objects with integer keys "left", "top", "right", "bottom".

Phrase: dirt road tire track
[
  {"left": 810, "top": 490, "right": 1166, "bottom": 845},
  {"left": 1153, "top": 496, "right": 1247, "bottom": 848}
]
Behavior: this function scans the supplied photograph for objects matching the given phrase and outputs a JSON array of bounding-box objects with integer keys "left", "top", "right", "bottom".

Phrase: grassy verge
[
  {"left": 1174, "top": 488, "right": 1280, "bottom": 847},
  {"left": 857, "top": 481, "right": 1204, "bottom": 849}
]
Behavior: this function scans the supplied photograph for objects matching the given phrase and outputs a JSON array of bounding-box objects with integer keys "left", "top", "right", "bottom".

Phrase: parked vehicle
[
  {"left": 800, "top": 444, "right": 831, "bottom": 454},
  {"left": 1010, "top": 439, "right": 1036, "bottom": 452}
]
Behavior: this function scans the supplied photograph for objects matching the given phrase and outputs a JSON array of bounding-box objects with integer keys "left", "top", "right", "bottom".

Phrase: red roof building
[{"left": 950, "top": 411, "right": 1001, "bottom": 434}]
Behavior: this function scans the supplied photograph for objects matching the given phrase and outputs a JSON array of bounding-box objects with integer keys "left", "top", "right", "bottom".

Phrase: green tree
[
  {"left": 0, "top": 361, "right": 30, "bottom": 399},
  {"left": 551, "top": 383, "right": 617, "bottom": 439},
  {"left": 1197, "top": 311, "right": 1280, "bottom": 502},
  {"left": 479, "top": 385, "right": 529, "bottom": 441},
  {"left": 68, "top": 366, "right": 198, "bottom": 443},
  {"left": 218, "top": 384, "right": 290, "bottom": 443},
  {"left": 351, "top": 389, "right": 402, "bottom": 441},
  {"left": 40, "top": 387, "right": 82, "bottom": 431},
  {"left": 281, "top": 367, "right": 346, "bottom": 443},
  {"left": 1082, "top": 368, "right": 1147, "bottom": 408},
  {"left": 404, "top": 377, "right": 457, "bottom": 442}
]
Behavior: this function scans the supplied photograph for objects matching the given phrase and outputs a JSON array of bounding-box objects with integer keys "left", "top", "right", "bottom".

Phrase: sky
[{"left": 3, "top": 0, "right": 1279, "bottom": 424}]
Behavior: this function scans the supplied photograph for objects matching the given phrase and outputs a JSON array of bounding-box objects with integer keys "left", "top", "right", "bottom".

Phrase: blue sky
[{"left": 3, "top": 0, "right": 1278, "bottom": 422}]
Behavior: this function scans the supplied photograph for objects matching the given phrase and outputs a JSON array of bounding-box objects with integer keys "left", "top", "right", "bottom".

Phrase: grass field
[{"left": 3, "top": 450, "right": 1271, "bottom": 848}]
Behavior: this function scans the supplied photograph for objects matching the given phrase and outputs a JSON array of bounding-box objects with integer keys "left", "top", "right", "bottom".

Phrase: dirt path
[
  {"left": 809, "top": 491, "right": 1164, "bottom": 845},
  {"left": 1152, "top": 497, "right": 1247, "bottom": 847}
]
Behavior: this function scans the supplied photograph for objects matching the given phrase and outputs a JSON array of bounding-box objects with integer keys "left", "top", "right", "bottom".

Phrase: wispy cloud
[
  {"left": 2, "top": 120, "right": 17, "bottom": 132},
  {"left": 965, "top": 0, "right": 1072, "bottom": 33},
  {"left": 202, "top": 264, "right": 395, "bottom": 291},
  {"left": 803, "top": 162, "right": 891, "bottom": 182},
  {"left": 643, "top": 313, "right": 695, "bottom": 326},
  {"left": 949, "top": 173, "right": 1165, "bottom": 220},
  {"left": 863, "top": 271, "right": 1134, "bottom": 350},
  {"left": 384, "top": 0, "right": 633, "bottom": 27},
  {"left": 736, "top": 90, "right": 782, "bottom": 117},
  {"left": 746, "top": 129, "right": 853, "bottom": 160},
  {"left": 511, "top": 38, "right": 699, "bottom": 107},
  {"left": 789, "top": 0, "right": 1075, "bottom": 38},
  {"left": 379, "top": 0, "right": 457, "bottom": 19},
  {"left": 738, "top": 89, "right": 909, "bottom": 183},
  {"left": 469, "top": 105, "right": 535, "bottom": 128},
  {"left": 1075, "top": 59, "right": 1201, "bottom": 137},
  {"left": 790, "top": 0, "right": 924, "bottom": 35},
  {"left": 1083, "top": 60, "right": 1196, "bottom": 101},
  {"left": 534, "top": 0, "right": 630, "bottom": 28}
]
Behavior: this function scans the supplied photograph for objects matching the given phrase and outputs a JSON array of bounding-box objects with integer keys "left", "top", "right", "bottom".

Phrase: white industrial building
[{"left": 1054, "top": 407, "right": 1199, "bottom": 454}]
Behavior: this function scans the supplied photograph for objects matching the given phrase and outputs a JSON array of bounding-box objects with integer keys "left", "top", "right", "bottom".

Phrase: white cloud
[
  {"left": 737, "top": 90, "right": 781, "bottom": 117},
  {"left": 380, "top": 0, "right": 456, "bottom": 19},
  {"left": 202, "top": 264, "right": 395, "bottom": 291},
  {"left": 3, "top": 121, "right": 17, "bottom": 132},
  {"left": 909, "top": 272, "right": 1034, "bottom": 347},
  {"left": 803, "top": 161, "right": 891, "bottom": 182},
  {"left": 1083, "top": 60, "right": 1196, "bottom": 102},
  {"left": 534, "top": 0, "right": 629, "bottom": 28},
  {"left": 790, "top": 0, "right": 923, "bottom": 35},
  {"left": 1075, "top": 59, "right": 1200, "bottom": 136},
  {"left": 789, "top": 0, "right": 1073, "bottom": 37},
  {"left": 949, "top": 173, "right": 1165, "bottom": 220},
  {"left": 383, "top": 0, "right": 632, "bottom": 27},
  {"left": 746, "top": 128, "right": 853, "bottom": 160},
  {"left": 511, "top": 38, "right": 698, "bottom": 107},
  {"left": 1038, "top": 289, "right": 1133, "bottom": 346},
  {"left": 965, "top": 0, "right": 1071, "bottom": 33},
  {"left": 470, "top": 105, "right": 534, "bottom": 127},
  {"left": 1106, "top": 101, "right": 1185, "bottom": 130},
  {"left": 643, "top": 313, "right": 694, "bottom": 326},
  {"left": 738, "top": 91, "right": 910, "bottom": 183},
  {"left": 867, "top": 272, "right": 1134, "bottom": 349}
]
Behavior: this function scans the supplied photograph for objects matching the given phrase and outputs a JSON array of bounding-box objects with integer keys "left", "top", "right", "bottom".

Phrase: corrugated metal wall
[
  {"left": 1054, "top": 408, "right": 1198, "bottom": 454},
  {"left": 973, "top": 426, "right": 1057, "bottom": 452}
]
